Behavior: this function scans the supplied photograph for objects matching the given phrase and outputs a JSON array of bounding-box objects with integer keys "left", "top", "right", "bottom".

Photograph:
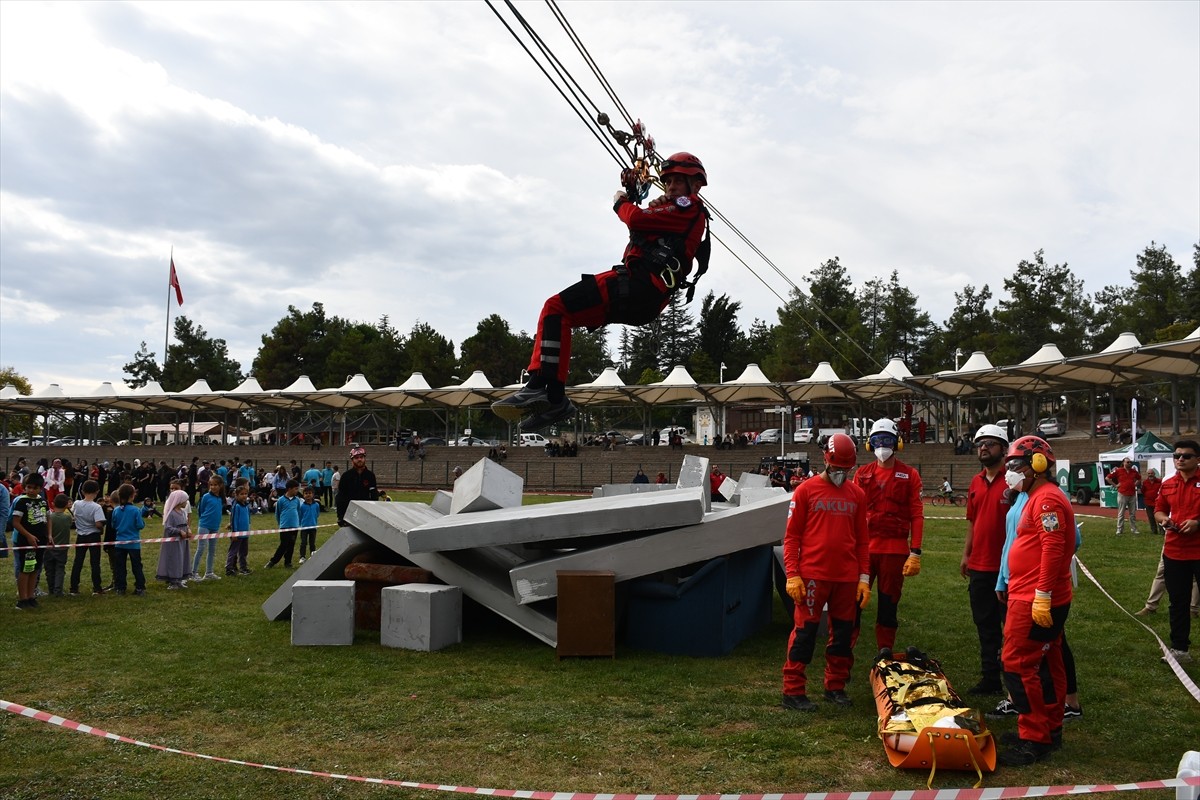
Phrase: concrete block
[
  {"left": 291, "top": 580, "right": 355, "bottom": 646},
  {"left": 717, "top": 476, "right": 738, "bottom": 501},
  {"left": 736, "top": 472, "right": 771, "bottom": 490},
  {"left": 509, "top": 491, "right": 791, "bottom": 604},
  {"left": 405, "top": 487, "right": 706, "bottom": 553},
  {"left": 348, "top": 501, "right": 558, "bottom": 646},
  {"left": 450, "top": 458, "right": 523, "bottom": 514},
  {"left": 676, "top": 454, "right": 710, "bottom": 489},
  {"left": 592, "top": 483, "right": 679, "bottom": 498},
  {"left": 431, "top": 490, "right": 453, "bottom": 515},
  {"left": 262, "top": 526, "right": 378, "bottom": 621},
  {"left": 381, "top": 583, "right": 462, "bottom": 651},
  {"left": 734, "top": 487, "right": 787, "bottom": 507}
]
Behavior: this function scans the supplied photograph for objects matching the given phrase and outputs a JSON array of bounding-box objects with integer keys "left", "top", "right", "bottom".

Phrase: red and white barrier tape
[
  {"left": 7, "top": 523, "right": 339, "bottom": 552},
  {"left": 1073, "top": 555, "right": 1200, "bottom": 702},
  {"left": 1, "top": 699, "right": 1196, "bottom": 799}
]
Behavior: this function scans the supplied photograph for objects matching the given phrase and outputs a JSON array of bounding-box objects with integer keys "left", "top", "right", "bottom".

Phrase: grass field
[{"left": 1, "top": 495, "right": 1196, "bottom": 799}]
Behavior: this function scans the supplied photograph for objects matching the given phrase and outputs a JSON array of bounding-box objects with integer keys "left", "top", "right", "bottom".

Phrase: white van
[{"left": 515, "top": 433, "right": 549, "bottom": 447}]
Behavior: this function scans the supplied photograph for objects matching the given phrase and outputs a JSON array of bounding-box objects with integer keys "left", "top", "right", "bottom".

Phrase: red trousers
[
  {"left": 1002, "top": 599, "right": 1068, "bottom": 745},
  {"left": 529, "top": 266, "right": 668, "bottom": 383},
  {"left": 851, "top": 551, "right": 905, "bottom": 652},
  {"left": 782, "top": 579, "right": 860, "bottom": 696}
]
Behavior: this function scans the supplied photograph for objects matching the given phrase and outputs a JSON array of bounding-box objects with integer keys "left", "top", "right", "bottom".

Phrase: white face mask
[
  {"left": 1004, "top": 469, "right": 1026, "bottom": 491},
  {"left": 827, "top": 469, "right": 847, "bottom": 487},
  {"left": 874, "top": 447, "right": 894, "bottom": 463}
]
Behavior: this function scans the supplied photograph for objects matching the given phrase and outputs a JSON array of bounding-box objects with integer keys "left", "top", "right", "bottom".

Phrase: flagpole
[{"left": 164, "top": 247, "right": 173, "bottom": 372}]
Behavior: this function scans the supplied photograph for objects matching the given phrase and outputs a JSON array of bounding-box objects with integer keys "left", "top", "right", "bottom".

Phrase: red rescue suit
[
  {"left": 781, "top": 476, "right": 869, "bottom": 696},
  {"left": 528, "top": 194, "right": 707, "bottom": 383},
  {"left": 852, "top": 458, "right": 924, "bottom": 650},
  {"left": 1002, "top": 482, "right": 1075, "bottom": 747}
]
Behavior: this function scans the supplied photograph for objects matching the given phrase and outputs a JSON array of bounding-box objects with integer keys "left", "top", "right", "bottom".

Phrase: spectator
[
  {"left": 110, "top": 482, "right": 147, "bottom": 596},
  {"left": 303, "top": 463, "right": 321, "bottom": 490},
  {"left": 140, "top": 497, "right": 162, "bottom": 520},
  {"left": 192, "top": 474, "right": 225, "bottom": 582},
  {"left": 44, "top": 493, "right": 73, "bottom": 597},
  {"left": 44, "top": 458, "right": 66, "bottom": 507},
  {"left": 321, "top": 461, "right": 335, "bottom": 508},
  {"left": 68, "top": 480, "right": 107, "bottom": 596},
  {"left": 1107, "top": 458, "right": 1140, "bottom": 535},
  {"left": 12, "top": 472, "right": 49, "bottom": 609},
  {"left": 1142, "top": 469, "right": 1163, "bottom": 536},
  {"left": 266, "top": 479, "right": 301, "bottom": 570},
  {"left": 156, "top": 487, "right": 193, "bottom": 590},
  {"left": 632, "top": 469, "right": 650, "bottom": 485},
  {"left": 655, "top": 472, "right": 668, "bottom": 485},
  {"left": 224, "top": 482, "right": 252, "bottom": 577},
  {"left": 335, "top": 447, "right": 378, "bottom": 527},
  {"left": 298, "top": 485, "right": 321, "bottom": 564}
]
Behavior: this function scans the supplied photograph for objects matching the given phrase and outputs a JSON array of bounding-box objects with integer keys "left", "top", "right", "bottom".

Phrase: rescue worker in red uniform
[
  {"left": 780, "top": 433, "right": 870, "bottom": 711},
  {"left": 998, "top": 436, "right": 1075, "bottom": 767},
  {"left": 1154, "top": 439, "right": 1200, "bottom": 665},
  {"left": 492, "top": 154, "right": 710, "bottom": 431},
  {"left": 960, "top": 423, "right": 1011, "bottom": 695},
  {"left": 1107, "top": 457, "right": 1141, "bottom": 535},
  {"left": 852, "top": 418, "right": 924, "bottom": 652}
]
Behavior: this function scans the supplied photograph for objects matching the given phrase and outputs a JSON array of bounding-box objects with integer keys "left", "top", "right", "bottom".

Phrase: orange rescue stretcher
[{"left": 870, "top": 647, "right": 997, "bottom": 788}]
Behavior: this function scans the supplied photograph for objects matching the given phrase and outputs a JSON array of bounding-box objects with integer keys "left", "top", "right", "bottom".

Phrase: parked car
[
  {"left": 1037, "top": 417, "right": 1066, "bottom": 437},
  {"left": 628, "top": 433, "right": 648, "bottom": 446},
  {"left": 116, "top": 439, "right": 143, "bottom": 446},
  {"left": 421, "top": 436, "right": 448, "bottom": 447},
  {"left": 793, "top": 427, "right": 814, "bottom": 444},
  {"left": 1095, "top": 414, "right": 1128, "bottom": 437},
  {"left": 515, "top": 433, "right": 549, "bottom": 447},
  {"left": 454, "top": 436, "right": 495, "bottom": 447},
  {"left": 757, "top": 428, "right": 784, "bottom": 445}
]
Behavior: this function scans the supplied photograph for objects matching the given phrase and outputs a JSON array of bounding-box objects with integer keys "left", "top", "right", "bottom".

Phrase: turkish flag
[{"left": 169, "top": 258, "right": 184, "bottom": 305}]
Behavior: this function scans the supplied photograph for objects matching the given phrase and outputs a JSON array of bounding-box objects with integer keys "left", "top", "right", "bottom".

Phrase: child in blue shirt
[
  {"left": 111, "top": 483, "right": 146, "bottom": 595},
  {"left": 224, "top": 482, "right": 252, "bottom": 576},
  {"left": 266, "top": 480, "right": 301, "bottom": 569},
  {"left": 298, "top": 485, "right": 321, "bottom": 563},
  {"left": 192, "top": 474, "right": 225, "bottom": 581}
]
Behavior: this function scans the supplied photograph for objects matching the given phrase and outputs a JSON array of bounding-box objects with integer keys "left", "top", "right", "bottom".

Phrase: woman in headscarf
[{"left": 156, "top": 482, "right": 193, "bottom": 590}]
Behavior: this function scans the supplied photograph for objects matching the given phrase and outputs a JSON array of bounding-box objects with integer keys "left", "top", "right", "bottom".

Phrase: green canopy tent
[{"left": 1098, "top": 430, "right": 1175, "bottom": 463}]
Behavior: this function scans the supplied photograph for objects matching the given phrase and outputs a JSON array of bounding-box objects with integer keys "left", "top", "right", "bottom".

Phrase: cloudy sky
[{"left": 1, "top": 1, "right": 1196, "bottom": 395}]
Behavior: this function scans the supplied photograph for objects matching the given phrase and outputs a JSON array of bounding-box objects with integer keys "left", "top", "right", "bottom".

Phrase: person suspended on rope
[{"left": 491, "top": 152, "right": 712, "bottom": 431}]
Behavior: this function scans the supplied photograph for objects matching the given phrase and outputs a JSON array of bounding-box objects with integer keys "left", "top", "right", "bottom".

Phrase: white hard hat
[
  {"left": 870, "top": 418, "right": 899, "bottom": 438},
  {"left": 973, "top": 424, "right": 1009, "bottom": 445}
]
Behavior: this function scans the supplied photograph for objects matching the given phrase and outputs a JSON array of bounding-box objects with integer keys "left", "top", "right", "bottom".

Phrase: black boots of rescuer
[{"left": 490, "top": 372, "right": 576, "bottom": 431}]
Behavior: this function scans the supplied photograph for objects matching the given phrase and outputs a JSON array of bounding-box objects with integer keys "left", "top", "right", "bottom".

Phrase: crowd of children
[{"left": 1, "top": 455, "right": 337, "bottom": 609}]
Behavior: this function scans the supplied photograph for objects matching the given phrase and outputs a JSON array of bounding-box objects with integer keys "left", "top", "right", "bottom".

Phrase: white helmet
[
  {"left": 870, "top": 418, "right": 899, "bottom": 438},
  {"left": 973, "top": 424, "right": 1008, "bottom": 445}
]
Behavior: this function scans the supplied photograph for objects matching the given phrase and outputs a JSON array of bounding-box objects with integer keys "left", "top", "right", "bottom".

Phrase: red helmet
[
  {"left": 660, "top": 152, "right": 707, "bottom": 186},
  {"left": 823, "top": 433, "right": 857, "bottom": 469},
  {"left": 1006, "top": 435, "right": 1054, "bottom": 474}
]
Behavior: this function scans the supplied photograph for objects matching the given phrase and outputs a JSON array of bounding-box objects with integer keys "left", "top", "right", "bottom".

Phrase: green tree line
[{"left": 117, "top": 242, "right": 1197, "bottom": 393}]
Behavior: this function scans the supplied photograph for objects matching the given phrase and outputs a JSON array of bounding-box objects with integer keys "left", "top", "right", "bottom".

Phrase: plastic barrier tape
[
  {"left": 2, "top": 699, "right": 1198, "bottom": 798},
  {"left": 8, "top": 523, "right": 339, "bottom": 552}
]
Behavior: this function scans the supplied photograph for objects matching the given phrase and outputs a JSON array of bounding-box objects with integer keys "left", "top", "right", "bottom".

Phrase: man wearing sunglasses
[
  {"left": 1154, "top": 440, "right": 1200, "bottom": 665},
  {"left": 960, "top": 424, "right": 1011, "bottom": 696}
]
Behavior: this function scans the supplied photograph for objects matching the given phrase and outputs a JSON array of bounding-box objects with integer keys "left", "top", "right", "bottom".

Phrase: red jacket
[
  {"left": 1108, "top": 466, "right": 1140, "bottom": 496},
  {"left": 965, "top": 470, "right": 1009, "bottom": 572},
  {"left": 783, "top": 476, "right": 869, "bottom": 583},
  {"left": 1158, "top": 472, "right": 1200, "bottom": 561},
  {"left": 1142, "top": 476, "right": 1162, "bottom": 506},
  {"left": 1007, "top": 481, "right": 1076, "bottom": 604},
  {"left": 853, "top": 458, "right": 925, "bottom": 554},
  {"left": 615, "top": 195, "right": 706, "bottom": 268}
]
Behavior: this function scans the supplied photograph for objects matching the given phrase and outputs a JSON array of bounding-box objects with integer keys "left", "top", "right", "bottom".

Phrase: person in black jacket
[{"left": 335, "top": 446, "right": 378, "bottom": 526}]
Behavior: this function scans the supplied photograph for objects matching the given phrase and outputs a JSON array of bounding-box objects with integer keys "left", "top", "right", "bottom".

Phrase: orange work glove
[
  {"left": 902, "top": 552, "right": 922, "bottom": 577},
  {"left": 1032, "top": 590, "right": 1053, "bottom": 628},
  {"left": 857, "top": 575, "right": 871, "bottom": 609},
  {"left": 786, "top": 576, "right": 806, "bottom": 604}
]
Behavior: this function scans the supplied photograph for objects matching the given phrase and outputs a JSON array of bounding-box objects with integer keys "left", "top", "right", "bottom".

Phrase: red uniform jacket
[
  {"left": 853, "top": 458, "right": 924, "bottom": 555},
  {"left": 783, "top": 476, "right": 869, "bottom": 583},
  {"left": 1157, "top": 472, "right": 1200, "bottom": 561},
  {"left": 1142, "top": 476, "right": 1162, "bottom": 506},
  {"left": 1007, "top": 482, "right": 1076, "bottom": 605},
  {"left": 1108, "top": 466, "right": 1140, "bottom": 496},
  {"left": 615, "top": 194, "right": 706, "bottom": 267},
  {"left": 965, "top": 470, "right": 1009, "bottom": 572}
]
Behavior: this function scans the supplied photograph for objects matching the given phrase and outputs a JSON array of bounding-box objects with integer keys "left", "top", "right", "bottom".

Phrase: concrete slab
[
  {"left": 450, "top": 458, "right": 523, "bottom": 515},
  {"left": 347, "top": 501, "right": 558, "bottom": 646},
  {"left": 736, "top": 472, "right": 771, "bottom": 490},
  {"left": 431, "top": 489, "right": 453, "bottom": 515},
  {"left": 734, "top": 487, "right": 788, "bottom": 507},
  {"left": 509, "top": 491, "right": 791, "bottom": 604},
  {"left": 261, "top": 526, "right": 378, "bottom": 621},
  {"left": 291, "top": 580, "right": 355, "bottom": 646},
  {"left": 381, "top": 583, "right": 462, "bottom": 651},
  {"left": 717, "top": 476, "right": 738, "bottom": 501},
  {"left": 404, "top": 487, "right": 706, "bottom": 553},
  {"left": 591, "top": 483, "right": 678, "bottom": 498},
  {"left": 676, "top": 455, "right": 711, "bottom": 512}
]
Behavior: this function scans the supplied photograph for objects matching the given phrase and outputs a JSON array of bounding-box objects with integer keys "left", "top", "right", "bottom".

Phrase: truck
[{"left": 1056, "top": 459, "right": 1106, "bottom": 505}]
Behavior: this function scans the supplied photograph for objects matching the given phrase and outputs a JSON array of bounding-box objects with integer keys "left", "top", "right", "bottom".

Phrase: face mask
[
  {"left": 874, "top": 447, "right": 894, "bottom": 463},
  {"left": 1004, "top": 469, "right": 1026, "bottom": 491},
  {"left": 827, "top": 469, "right": 847, "bottom": 487}
]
